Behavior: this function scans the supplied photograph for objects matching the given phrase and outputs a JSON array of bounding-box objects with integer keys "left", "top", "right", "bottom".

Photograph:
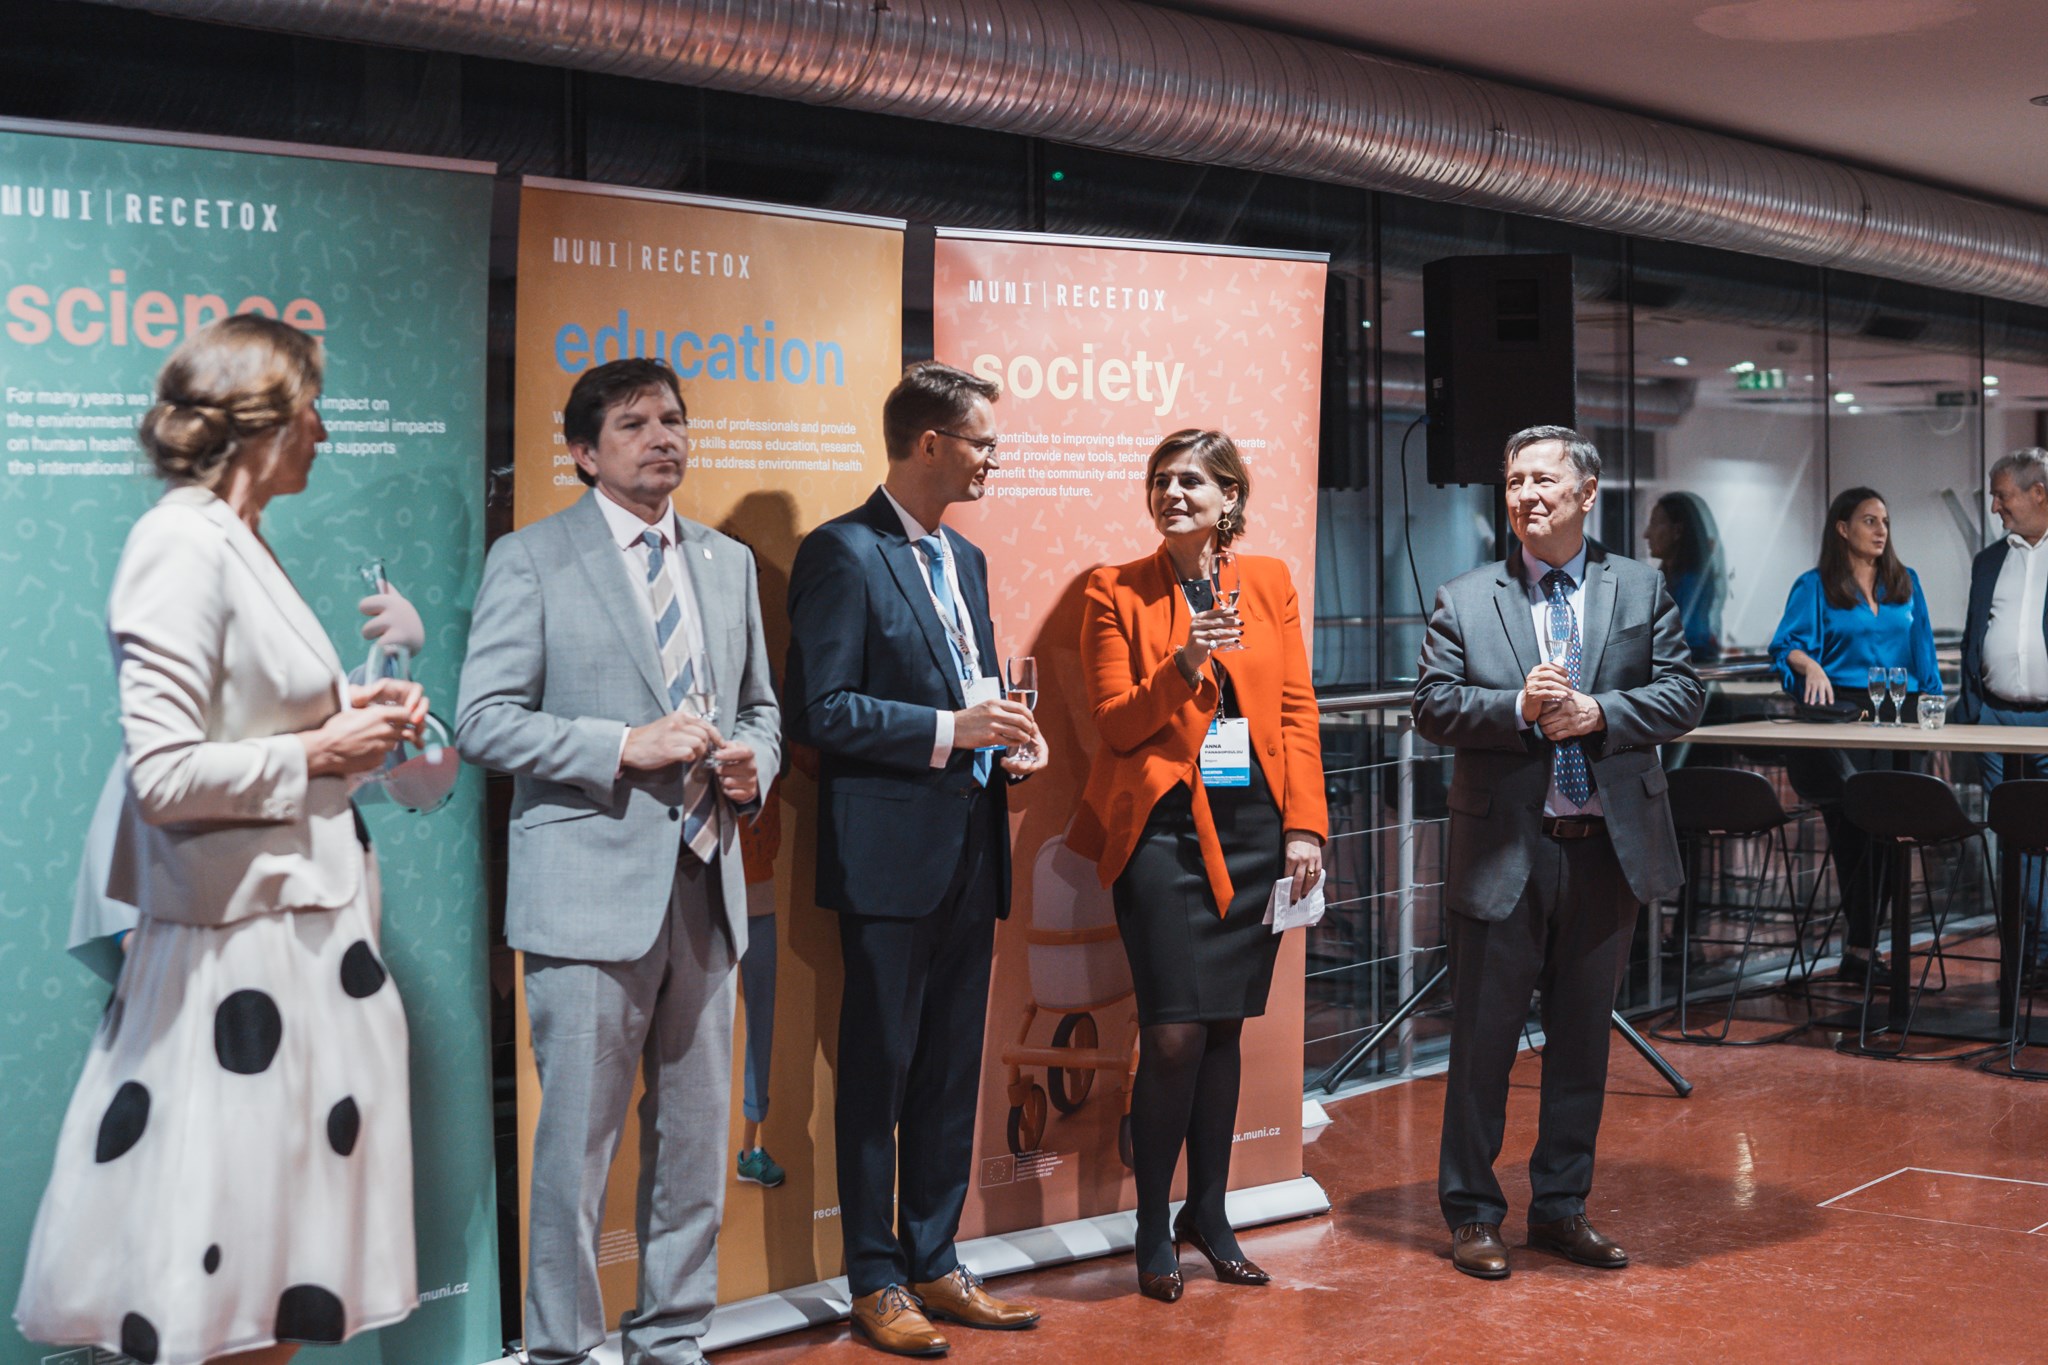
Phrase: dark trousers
[
  {"left": 1786, "top": 746, "right": 1917, "bottom": 953},
  {"left": 834, "top": 790, "right": 1001, "bottom": 1297},
  {"left": 1439, "top": 831, "right": 1636, "bottom": 1231},
  {"left": 1979, "top": 705, "right": 2048, "bottom": 954}
]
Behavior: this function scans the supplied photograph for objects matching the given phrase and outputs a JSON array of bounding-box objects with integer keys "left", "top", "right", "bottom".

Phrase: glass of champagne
[
  {"left": 1545, "top": 607, "right": 1574, "bottom": 669},
  {"left": 1210, "top": 550, "right": 1244, "bottom": 652},
  {"left": 1005, "top": 656, "right": 1039, "bottom": 763},
  {"left": 682, "top": 689, "right": 722, "bottom": 768},
  {"left": 349, "top": 559, "right": 457, "bottom": 813},
  {"left": 1887, "top": 667, "right": 1909, "bottom": 727},
  {"left": 1866, "top": 666, "right": 1888, "bottom": 725}
]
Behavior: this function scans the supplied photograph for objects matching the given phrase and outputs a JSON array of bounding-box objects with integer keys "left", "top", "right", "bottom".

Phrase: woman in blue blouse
[{"left": 1769, "top": 486, "right": 1943, "bottom": 983}]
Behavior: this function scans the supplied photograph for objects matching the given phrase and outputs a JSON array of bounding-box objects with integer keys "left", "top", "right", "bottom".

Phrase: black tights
[{"left": 1130, "top": 1018, "right": 1246, "bottom": 1275}]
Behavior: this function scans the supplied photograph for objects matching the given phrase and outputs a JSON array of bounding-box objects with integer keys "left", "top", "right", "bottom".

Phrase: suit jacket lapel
[
  {"left": 947, "top": 527, "right": 998, "bottom": 679},
  {"left": 1492, "top": 562, "right": 1541, "bottom": 680},
  {"left": 194, "top": 494, "right": 346, "bottom": 691},
  {"left": 676, "top": 517, "right": 737, "bottom": 698},
  {"left": 1577, "top": 545, "right": 1619, "bottom": 684},
  {"left": 566, "top": 492, "right": 672, "bottom": 711},
  {"left": 865, "top": 491, "right": 968, "bottom": 707}
]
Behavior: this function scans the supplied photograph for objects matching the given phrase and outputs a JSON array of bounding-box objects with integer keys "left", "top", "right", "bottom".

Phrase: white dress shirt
[
  {"left": 594, "top": 488, "right": 709, "bottom": 760},
  {"left": 1512, "top": 542, "right": 1603, "bottom": 818},
  {"left": 880, "top": 485, "right": 982, "bottom": 769},
  {"left": 1982, "top": 530, "right": 2048, "bottom": 704}
]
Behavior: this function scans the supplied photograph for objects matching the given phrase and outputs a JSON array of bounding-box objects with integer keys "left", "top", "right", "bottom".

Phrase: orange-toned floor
[{"left": 725, "top": 1001, "right": 2048, "bottom": 1362}]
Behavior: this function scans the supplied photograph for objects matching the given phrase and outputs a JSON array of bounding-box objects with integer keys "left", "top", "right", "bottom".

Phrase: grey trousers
[{"left": 524, "top": 854, "right": 738, "bottom": 1365}]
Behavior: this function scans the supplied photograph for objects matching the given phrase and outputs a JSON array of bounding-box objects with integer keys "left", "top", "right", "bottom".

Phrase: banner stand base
[{"left": 497, "top": 1175, "right": 1329, "bottom": 1363}]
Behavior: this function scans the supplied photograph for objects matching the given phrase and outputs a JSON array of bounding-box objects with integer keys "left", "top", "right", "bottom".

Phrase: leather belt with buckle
[{"left": 1542, "top": 815, "right": 1606, "bottom": 841}]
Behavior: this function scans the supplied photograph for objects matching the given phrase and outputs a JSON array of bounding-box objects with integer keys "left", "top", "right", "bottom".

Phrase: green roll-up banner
[{"left": 0, "top": 120, "right": 499, "bottom": 1365}]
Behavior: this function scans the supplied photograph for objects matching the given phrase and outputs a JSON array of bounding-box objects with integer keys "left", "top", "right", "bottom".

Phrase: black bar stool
[
  {"left": 1651, "top": 767, "right": 1822, "bottom": 1045},
  {"left": 1982, "top": 779, "right": 2048, "bottom": 1081},
  {"left": 1839, "top": 770, "right": 1999, "bottom": 1061}
]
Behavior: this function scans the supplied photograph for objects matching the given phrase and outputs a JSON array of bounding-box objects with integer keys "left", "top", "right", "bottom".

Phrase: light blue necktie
[
  {"left": 1542, "top": 569, "right": 1593, "bottom": 807},
  {"left": 644, "top": 529, "right": 720, "bottom": 861},
  {"left": 916, "top": 534, "right": 992, "bottom": 787}
]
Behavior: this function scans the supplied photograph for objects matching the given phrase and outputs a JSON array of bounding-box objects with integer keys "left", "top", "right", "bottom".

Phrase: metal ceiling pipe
[{"left": 86, "top": 0, "right": 2048, "bottom": 306}]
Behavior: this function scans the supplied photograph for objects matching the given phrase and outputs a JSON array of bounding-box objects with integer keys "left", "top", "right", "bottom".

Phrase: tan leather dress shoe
[
  {"left": 912, "top": 1267, "right": 1041, "bottom": 1330},
  {"left": 850, "top": 1285, "right": 950, "bottom": 1356},
  {"left": 1527, "top": 1214, "right": 1629, "bottom": 1268},
  {"left": 1451, "top": 1222, "right": 1510, "bottom": 1279}
]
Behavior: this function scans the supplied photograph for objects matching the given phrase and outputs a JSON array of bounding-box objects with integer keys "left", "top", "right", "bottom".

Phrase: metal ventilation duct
[{"left": 88, "top": 0, "right": 2048, "bottom": 306}]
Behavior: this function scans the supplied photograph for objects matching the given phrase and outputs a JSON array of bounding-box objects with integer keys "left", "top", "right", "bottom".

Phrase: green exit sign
[{"left": 1735, "top": 368, "right": 1787, "bottom": 391}]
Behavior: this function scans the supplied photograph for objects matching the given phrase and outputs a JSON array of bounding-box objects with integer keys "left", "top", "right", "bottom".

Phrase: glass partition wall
[{"left": 3, "top": 0, "right": 2031, "bottom": 1096}]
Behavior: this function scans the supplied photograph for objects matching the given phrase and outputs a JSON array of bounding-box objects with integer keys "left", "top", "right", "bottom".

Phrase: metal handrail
[{"left": 1314, "top": 659, "right": 1781, "bottom": 716}]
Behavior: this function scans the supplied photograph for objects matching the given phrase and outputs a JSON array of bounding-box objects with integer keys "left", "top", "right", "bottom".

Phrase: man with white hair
[
  {"left": 1414, "top": 425, "right": 1704, "bottom": 1280},
  {"left": 1956, "top": 447, "right": 2048, "bottom": 982}
]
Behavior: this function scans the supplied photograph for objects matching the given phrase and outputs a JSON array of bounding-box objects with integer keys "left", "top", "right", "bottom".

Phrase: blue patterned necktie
[
  {"left": 1541, "top": 568, "right": 1593, "bottom": 807},
  {"left": 916, "top": 534, "right": 992, "bottom": 787},
  {"left": 643, "top": 530, "right": 720, "bottom": 861}
]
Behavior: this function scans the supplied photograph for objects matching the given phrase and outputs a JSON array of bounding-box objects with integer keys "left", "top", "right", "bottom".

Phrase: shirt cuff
[
  {"left": 617, "top": 724, "right": 631, "bottom": 776},
  {"left": 1515, "top": 689, "right": 1533, "bottom": 732},
  {"left": 930, "top": 708, "right": 953, "bottom": 769}
]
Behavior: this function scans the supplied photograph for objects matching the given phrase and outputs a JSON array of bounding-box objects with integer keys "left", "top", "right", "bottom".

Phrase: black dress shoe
[
  {"left": 1834, "top": 952, "right": 1885, "bottom": 987},
  {"left": 1172, "top": 1209, "right": 1271, "bottom": 1286},
  {"left": 1450, "top": 1222, "right": 1509, "bottom": 1279},
  {"left": 1527, "top": 1214, "right": 1629, "bottom": 1268}
]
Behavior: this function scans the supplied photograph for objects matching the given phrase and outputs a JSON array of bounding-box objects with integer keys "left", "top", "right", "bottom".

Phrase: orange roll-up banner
[
  {"left": 932, "top": 230, "right": 1328, "bottom": 1239},
  {"left": 510, "top": 179, "right": 902, "bottom": 1316}
]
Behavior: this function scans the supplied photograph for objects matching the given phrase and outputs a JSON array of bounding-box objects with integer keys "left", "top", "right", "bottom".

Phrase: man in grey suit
[
  {"left": 455, "top": 358, "right": 780, "bottom": 1364},
  {"left": 1413, "top": 425, "right": 1703, "bottom": 1281}
]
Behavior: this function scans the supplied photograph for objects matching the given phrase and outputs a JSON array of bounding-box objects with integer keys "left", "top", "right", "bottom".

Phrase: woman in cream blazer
[
  {"left": 15, "top": 316, "right": 427, "bottom": 1365},
  {"left": 1070, "top": 429, "right": 1326, "bottom": 1303}
]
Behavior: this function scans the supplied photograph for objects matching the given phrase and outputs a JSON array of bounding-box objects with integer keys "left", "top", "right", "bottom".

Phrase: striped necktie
[{"left": 644, "top": 529, "right": 720, "bottom": 863}]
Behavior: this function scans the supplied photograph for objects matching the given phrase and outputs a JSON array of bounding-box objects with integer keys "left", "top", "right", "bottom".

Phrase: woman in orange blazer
[{"left": 1070, "top": 429, "right": 1326, "bottom": 1302}]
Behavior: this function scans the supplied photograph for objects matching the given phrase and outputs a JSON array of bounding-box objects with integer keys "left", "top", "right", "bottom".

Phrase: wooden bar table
[{"left": 1676, "top": 719, "right": 2048, "bottom": 1041}]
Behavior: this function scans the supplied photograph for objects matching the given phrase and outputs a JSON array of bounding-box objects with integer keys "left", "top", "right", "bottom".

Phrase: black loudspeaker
[{"left": 1423, "top": 254, "right": 1577, "bottom": 485}]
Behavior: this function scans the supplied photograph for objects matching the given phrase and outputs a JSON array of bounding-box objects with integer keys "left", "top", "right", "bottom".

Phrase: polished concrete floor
[{"left": 725, "top": 989, "right": 2048, "bottom": 1362}]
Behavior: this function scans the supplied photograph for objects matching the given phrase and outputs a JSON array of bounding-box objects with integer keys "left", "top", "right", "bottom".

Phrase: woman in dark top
[{"left": 1769, "top": 485, "right": 1942, "bottom": 983}]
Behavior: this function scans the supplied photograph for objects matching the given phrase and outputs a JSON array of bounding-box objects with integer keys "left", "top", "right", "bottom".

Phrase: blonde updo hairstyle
[
  {"left": 137, "top": 314, "right": 324, "bottom": 486},
  {"left": 1144, "top": 428, "right": 1252, "bottom": 547}
]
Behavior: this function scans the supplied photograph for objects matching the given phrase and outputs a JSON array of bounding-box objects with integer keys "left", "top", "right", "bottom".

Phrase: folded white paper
[{"left": 1265, "top": 872, "right": 1326, "bottom": 934}]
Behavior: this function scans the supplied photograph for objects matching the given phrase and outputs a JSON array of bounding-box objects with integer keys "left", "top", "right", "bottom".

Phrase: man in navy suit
[
  {"left": 1956, "top": 447, "right": 2048, "bottom": 978},
  {"left": 786, "top": 361, "right": 1048, "bottom": 1356}
]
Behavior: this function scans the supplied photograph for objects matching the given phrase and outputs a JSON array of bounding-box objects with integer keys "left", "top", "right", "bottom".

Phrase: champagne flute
[
  {"left": 1210, "top": 549, "right": 1244, "bottom": 652},
  {"left": 1545, "top": 607, "right": 1574, "bottom": 668},
  {"left": 358, "top": 558, "right": 409, "bottom": 682},
  {"left": 349, "top": 558, "right": 457, "bottom": 813},
  {"left": 1866, "top": 666, "right": 1887, "bottom": 725},
  {"left": 1005, "top": 656, "right": 1039, "bottom": 763},
  {"left": 1886, "top": 667, "right": 1909, "bottom": 727},
  {"left": 682, "top": 689, "right": 722, "bottom": 768}
]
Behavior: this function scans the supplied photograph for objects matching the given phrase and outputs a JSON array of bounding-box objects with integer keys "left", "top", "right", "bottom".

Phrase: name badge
[
  {"left": 962, "top": 676, "right": 1001, "bottom": 707},
  {"left": 1200, "top": 717, "right": 1252, "bottom": 787}
]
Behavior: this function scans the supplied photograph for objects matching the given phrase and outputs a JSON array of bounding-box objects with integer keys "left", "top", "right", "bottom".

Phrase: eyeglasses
[{"left": 935, "top": 428, "right": 1000, "bottom": 457}]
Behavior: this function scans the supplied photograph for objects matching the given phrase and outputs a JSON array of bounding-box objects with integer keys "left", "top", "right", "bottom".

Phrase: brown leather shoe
[
  {"left": 1451, "top": 1222, "right": 1510, "bottom": 1279},
  {"left": 911, "top": 1267, "right": 1040, "bottom": 1330},
  {"left": 1527, "top": 1214, "right": 1630, "bottom": 1269},
  {"left": 850, "top": 1285, "right": 950, "bottom": 1356}
]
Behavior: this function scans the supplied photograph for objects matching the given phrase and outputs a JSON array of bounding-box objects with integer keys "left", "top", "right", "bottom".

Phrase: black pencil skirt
[{"left": 1111, "top": 762, "right": 1286, "bottom": 1026}]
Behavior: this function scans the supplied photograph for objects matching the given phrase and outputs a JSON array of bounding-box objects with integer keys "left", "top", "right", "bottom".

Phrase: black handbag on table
[{"left": 1793, "top": 699, "right": 1865, "bottom": 724}]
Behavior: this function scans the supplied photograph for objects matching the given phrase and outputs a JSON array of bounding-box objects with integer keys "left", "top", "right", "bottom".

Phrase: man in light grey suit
[
  {"left": 455, "top": 358, "right": 780, "bottom": 1365},
  {"left": 1413, "top": 425, "right": 1703, "bottom": 1282}
]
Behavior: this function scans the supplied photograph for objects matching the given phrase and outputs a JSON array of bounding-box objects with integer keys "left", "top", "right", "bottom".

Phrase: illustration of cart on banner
[{"left": 999, "top": 835, "right": 1138, "bottom": 1165}]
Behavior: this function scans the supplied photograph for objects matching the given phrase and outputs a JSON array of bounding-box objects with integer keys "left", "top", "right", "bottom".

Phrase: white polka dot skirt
[{"left": 13, "top": 852, "right": 417, "bottom": 1365}]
